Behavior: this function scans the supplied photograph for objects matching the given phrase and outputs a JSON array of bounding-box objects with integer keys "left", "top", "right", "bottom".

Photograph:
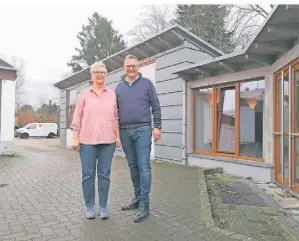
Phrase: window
[
  {"left": 194, "top": 88, "right": 213, "bottom": 153},
  {"left": 239, "top": 80, "right": 265, "bottom": 158},
  {"left": 295, "top": 70, "right": 299, "bottom": 132},
  {"left": 295, "top": 70, "right": 299, "bottom": 184},
  {"left": 193, "top": 79, "right": 265, "bottom": 161},
  {"left": 27, "top": 124, "right": 37, "bottom": 129},
  {"left": 216, "top": 86, "right": 236, "bottom": 153},
  {"left": 67, "top": 89, "right": 77, "bottom": 128}
]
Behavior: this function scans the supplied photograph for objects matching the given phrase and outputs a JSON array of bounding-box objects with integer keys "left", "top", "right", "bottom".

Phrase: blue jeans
[
  {"left": 120, "top": 125, "right": 152, "bottom": 205},
  {"left": 79, "top": 143, "right": 115, "bottom": 208}
]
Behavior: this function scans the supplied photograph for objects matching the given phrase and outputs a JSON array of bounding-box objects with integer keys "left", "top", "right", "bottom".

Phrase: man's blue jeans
[
  {"left": 79, "top": 143, "right": 115, "bottom": 208},
  {"left": 120, "top": 125, "right": 152, "bottom": 205}
]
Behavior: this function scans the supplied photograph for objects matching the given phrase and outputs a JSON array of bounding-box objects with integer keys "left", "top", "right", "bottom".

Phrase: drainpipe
[{"left": 182, "top": 79, "right": 187, "bottom": 165}]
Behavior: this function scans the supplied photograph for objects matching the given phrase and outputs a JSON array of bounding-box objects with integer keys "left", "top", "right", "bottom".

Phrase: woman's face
[{"left": 91, "top": 66, "right": 107, "bottom": 86}]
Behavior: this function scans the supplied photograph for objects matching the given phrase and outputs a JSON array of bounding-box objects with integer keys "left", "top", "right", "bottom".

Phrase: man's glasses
[
  {"left": 125, "top": 65, "right": 138, "bottom": 70},
  {"left": 92, "top": 71, "right": 106, "bottom": 75}
]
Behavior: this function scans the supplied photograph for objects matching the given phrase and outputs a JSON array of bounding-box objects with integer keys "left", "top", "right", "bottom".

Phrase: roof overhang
[
  {"left": 175, "top": 4, "right": 299, "bottom": 81},
  {"left": 53, "top": 24, "right": 224, "bottom": 90},
  {"left": 0, "top": 59, "right": 17, "bottom": 81}
]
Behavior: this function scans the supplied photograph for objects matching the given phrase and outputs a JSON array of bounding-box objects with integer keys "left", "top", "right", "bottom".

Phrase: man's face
[
  {"left": 124, "top": 58, "right": 139, "bottom": 79},
  {"left": 91, "top": 66, "right": 106, "bottom": 85}
]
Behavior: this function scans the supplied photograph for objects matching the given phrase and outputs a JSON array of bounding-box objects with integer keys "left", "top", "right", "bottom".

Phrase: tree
[
  {"left": 0, "top": 55, "right": 29, "bottom": 111},
  {"left": 175, "top": 5, "right": 235, "bottom": 53},
  {"left": 227, "top": 4, "right": 274, "bottom": 50},
  {"left": 16, "top": 104, "right": 37, "bottom": 127},
  {"left": 128, "top": 5, "right": 176, "bottom": 43},
  {"left": 36, "top": 98, "right": 60, "bottom": 124},
  {"left": 174, "top": 4, "right": 273, "bottom": 53},
  {"left": 67, "top": 12, "right": 126, "bottom": 73}
]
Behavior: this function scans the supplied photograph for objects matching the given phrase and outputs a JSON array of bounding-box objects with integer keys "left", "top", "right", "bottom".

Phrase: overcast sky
[{"left": 0, "top": 3, "right": 143, "bottom": 107}]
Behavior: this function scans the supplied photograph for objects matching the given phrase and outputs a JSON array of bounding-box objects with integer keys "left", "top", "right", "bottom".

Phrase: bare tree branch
[
  {"left": 9, "top": 56, "right": 29, "bottom": 112},
  {"left": 127, "top": 4, "right": 176, "bottom": 44}
]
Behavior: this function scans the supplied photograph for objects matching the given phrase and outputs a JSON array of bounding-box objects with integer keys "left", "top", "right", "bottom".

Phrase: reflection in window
[
  {"left": 217, "top": 87, "right": 236, "bottom": 152},
  {"left": 28, "top": 124, "right": 37, "bottom": 129},
  {"left": 295, "top": 138, "right": 299, "bottom": 184},
  {"left": 194, "top": 88, "right": 213, "bottom": 152},
  {"left": 239, "top": 79, "right": 264, "bottom": 158},
  {"left": 283, "top": 76, "right": 289, "bottom": 132},
  {"left": 283, "top": 135, "right": 289, "bottom": 180},
  {"left": 295, "top": 71, "right": 299, "bottom": 132}
]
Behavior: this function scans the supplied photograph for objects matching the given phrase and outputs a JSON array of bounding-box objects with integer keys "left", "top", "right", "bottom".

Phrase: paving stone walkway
[
  {"left": 206, "top": 173, "right": 299, "bottom": 241},
  {"left": 257, "top": 182, "right": 299, "bottom": 223},
  {"left": 0, "top": 139, "right": 298, "bottom": 241}
]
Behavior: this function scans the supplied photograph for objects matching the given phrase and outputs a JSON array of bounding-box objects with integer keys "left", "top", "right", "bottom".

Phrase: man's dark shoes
[
  {"left": 133, "top": 204, "right": 149, "bottom": 222},
  {"left": 121, "top": 197, "right": 139, "bottom": 211}
]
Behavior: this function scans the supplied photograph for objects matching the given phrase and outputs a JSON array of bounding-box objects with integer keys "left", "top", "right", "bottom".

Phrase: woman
[{"left": 71, "top": 61, "right": 120, "bottom": 220}]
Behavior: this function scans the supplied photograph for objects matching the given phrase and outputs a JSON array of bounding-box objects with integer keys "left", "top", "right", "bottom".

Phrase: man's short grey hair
[
  {"left": 90, "top": 61, "right": 107, "bottom": 73},
  {"left": 124, "top": 55, "right": 139, "bottom": 62}
]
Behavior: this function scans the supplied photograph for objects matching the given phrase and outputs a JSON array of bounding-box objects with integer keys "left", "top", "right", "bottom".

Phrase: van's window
[{"left": 27, "top": 124, "right": 37, "bottom": 129}]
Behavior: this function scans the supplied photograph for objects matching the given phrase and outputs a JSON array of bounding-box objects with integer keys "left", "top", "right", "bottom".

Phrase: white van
[{"left": 15, "top": 123, "right": 58, "bottom": 139}]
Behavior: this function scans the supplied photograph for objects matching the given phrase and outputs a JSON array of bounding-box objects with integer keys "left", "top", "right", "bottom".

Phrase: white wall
[
  {"left": 1, "top": 80, "right": 15, "bottom": 141},
  {"left": 140, "top": 62, "right": 156, "bottom": 159},
  {"left": 66, "top": 129, "right": 72, "bottom": 149},
  {"left": 188, "top": 155, "right": 273, "bottom": 182}
]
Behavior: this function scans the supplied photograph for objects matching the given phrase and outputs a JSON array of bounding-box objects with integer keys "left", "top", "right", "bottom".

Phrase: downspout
[{"left": 182, "top": 79, "right": 187, "bottom": 165}]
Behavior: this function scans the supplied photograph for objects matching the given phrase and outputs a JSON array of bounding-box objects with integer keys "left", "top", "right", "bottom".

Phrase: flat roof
[
  {"left": 0, "top": 58, "right": 16, "bottom": 71},
  {"left": 175, "top": 5, "right": 299, "bottom": 80},
  {"left": 53, "top": 24, "right": 224, "bottom": 90}
]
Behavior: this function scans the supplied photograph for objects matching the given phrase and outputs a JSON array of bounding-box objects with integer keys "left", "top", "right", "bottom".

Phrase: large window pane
[
  {"left": 295, "top": 70, "right": 299, "bottom": 132},
  {"left": 295, "top": 138, "right": 299, "bottom": 184},
  {"left": 277, "top": 135, "right": 282, "bottom": 176},
  {"left": 194, "top": 88, "right": 213, "bottom": 152},
  {"left": 283, "top": 75, "right": 289, "bottom": 132},
  {"left": 283, "top": 135, "right": 289, "bottom": 180},
  {"left": 217, "top": 87, "right": 235, "bottom": 152},
  {"left": 239, "top": 79, "right": 264, "bottom": 158}
]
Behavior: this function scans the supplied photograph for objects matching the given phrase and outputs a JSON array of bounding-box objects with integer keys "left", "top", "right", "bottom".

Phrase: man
[{"left": 115, "top": 55, "right": 162, "bottom": 222}]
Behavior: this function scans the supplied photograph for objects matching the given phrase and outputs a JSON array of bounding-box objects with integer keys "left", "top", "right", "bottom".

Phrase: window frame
[{"left": 192, "top": 80, "right": 264, "bottom": 162}]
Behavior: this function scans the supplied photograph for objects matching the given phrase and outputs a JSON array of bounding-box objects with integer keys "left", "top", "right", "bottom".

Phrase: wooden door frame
[
  {"left": 291, "top": 62, "right": 299, "bottom": 193},
  {"left": 274, "top": 58, "right": 299, "bottom": 192}
]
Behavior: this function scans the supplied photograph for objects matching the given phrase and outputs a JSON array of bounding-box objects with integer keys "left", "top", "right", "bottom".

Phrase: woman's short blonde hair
[{"left": 90, "top": 61, "right": 107, "bottom": 73}]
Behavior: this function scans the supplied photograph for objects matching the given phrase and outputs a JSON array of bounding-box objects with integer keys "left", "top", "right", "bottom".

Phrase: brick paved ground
[
  {"left": 0, "top": 139, "right": 298, "bottom": 241},
  {"left": 206, "top": 173, "right": 299, "bottom": 241},
  {"left": 0, "top": 139, "right": 237, "bottom": 241}
]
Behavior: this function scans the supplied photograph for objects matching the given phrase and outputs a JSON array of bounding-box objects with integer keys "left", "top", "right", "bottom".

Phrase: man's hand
[
  {"left": 153, "top": 128, "right": 161, "bottom": 141},
  {"left": 116, "top": 137, "right": 121, "bottom": 148},
  {"left": 72, "top": 138, "right": 80, "bottom": 151}
]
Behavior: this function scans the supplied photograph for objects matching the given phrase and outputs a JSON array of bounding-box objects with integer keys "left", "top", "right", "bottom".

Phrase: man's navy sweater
[{"left": 115, "top": 73, "right": 162, "bottom": 129}]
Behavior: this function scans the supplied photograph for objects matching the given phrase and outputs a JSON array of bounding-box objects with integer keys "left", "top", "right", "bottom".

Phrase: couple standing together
[{"left": 71, "top": 55, "right": 162, "bottom": 222}]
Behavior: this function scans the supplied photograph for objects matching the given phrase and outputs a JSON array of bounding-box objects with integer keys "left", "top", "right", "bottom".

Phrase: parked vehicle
[{"left": 15, "top": 123, "right": 58, "bottom": 139}]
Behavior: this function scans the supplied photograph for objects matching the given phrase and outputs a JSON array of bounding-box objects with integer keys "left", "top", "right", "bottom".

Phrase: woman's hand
[
  {"left": 116, "top": 137, "right": 121, "bottom": 148},
  {"left": 72, "top": 138, "right": 80, "bottom": 151}
]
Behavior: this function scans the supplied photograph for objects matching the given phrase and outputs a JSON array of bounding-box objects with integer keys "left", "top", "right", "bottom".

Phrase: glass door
[
  {"left": 274, "top": 70, "right": 290, "bottom": 186},
  {"left": 291, "top": 63, "right": 299, "bottom": 193},
  {"left": 274, "top": 58, "right": 299, "bottom": 193}
]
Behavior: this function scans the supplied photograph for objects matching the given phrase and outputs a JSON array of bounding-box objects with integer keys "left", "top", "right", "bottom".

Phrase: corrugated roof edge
[
  {"left": 173, "top": 5, "right": 281, "bottom": 75},
  {"left": 53, "top": 24, "right": 224, "bottom": 89},
  {"left": 0, "top": 58, "right": 17, "bottom": 71}
]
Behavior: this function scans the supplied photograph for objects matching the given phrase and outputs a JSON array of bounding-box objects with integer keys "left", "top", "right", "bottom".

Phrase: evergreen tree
[
  {"left": 175, "top": 5, "right": 235, "bottom": 53},
  {"left": 67, "top": 12, "right": 126, "bottom": 72}
]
